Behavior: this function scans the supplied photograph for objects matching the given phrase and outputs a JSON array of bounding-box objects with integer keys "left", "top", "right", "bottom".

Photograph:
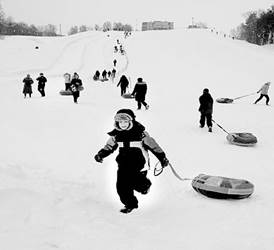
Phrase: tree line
[
  {"left": 232, "top": 5, "right": 274, "bottom": 45},
  {"left": 68, "top": 22, "right": 133, "bottom": 35},
  {"left": 0, "top": 3, "right": 58, "bottom": 36}
]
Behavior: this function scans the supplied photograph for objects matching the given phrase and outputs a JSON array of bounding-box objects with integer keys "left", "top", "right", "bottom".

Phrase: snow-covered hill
[{"left": 0, "top": 29, "right": 273, "bottom": 250}]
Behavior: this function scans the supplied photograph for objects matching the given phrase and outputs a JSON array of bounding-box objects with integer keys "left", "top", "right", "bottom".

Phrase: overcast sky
[{"left": 2, "top": 0, "right": 274, "bottom": 33}]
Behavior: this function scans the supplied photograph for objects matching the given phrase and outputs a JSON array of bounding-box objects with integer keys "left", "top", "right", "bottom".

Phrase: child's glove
[
  {"left": 94, "top": 154, "right": 103, "bottom": 163},
  {"left": 160, "top": 157, "right": 169, "bottom": 167}
]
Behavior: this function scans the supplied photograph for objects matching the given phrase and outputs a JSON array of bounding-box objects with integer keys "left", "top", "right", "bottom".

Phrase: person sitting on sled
[{"left": 94, "top": 109, "right": 169, "bottom": 213}]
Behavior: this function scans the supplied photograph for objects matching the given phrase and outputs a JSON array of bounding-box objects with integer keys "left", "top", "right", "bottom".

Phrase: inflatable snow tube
[
  {"left": 216, "top": 98, "right": 234, "bottom": 103},
  {"left": 122, "top": 93, "right": 134, "bottom": 99},
  {"left": 59, "top": 90, "right": 72, "bottom": 95},
  {"left": 226, "top": 133, "right": 257, "bottom": 146},
  {"left": 192, "top": 174, "right": 254, "bottom": 199}
]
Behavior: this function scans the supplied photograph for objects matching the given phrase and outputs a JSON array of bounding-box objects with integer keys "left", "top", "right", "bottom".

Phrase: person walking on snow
[
  {"left": 199, "top": 88, "right": 213, "bottom": 132},
  {"left": 254, "top": 82, "right": 271, "bottom": 105},
  {"left": 70, "top": 72, "right": 82, "bottom": 103},
  {"left": 36, "top": 73, "right": 47, "bottom": 97},
  {"left": 22, "top": 74, "right": 34, "bottom": 98},
  {"left": 102, "top": 70, "right": 107, "bottom": 80},
  {"left": 131, "top": 78, "right": 149, "bottom": 110},
  {"left": 94, "top": 109, "right": 169, "bottom": 214},
  {"left": 113, "top": 59, "right": 117, "bottom": 67},
  {"left": 117, "top": 75, "right": 129, "bottom": 96}
]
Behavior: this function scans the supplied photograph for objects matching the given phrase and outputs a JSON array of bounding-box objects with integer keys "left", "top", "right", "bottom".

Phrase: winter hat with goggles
[{"left": 114, "top": 109, "right": 135, "bottom": 130}]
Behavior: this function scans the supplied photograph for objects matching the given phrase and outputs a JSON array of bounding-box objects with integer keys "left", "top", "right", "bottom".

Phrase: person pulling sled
[
  {"left": 198, "top": 88, "right": 213, "bottom": 132},
  {"left": 94, "top": 109, "right": 169, "bottom": 213}
]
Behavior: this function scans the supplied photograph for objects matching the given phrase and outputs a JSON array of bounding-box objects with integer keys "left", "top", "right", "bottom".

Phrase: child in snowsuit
[
  {"left": 131, "top": 78, "right": 149, "bottom": 110},
  {"left": 117, "top": 75, "right": 129, "bottom": 96},
  {"left": 94, "top": 109, "right": 169, "bottom": 213},
  {"left": 36, "top": 73, "right": 47, "bottom": 97},
  {"left": 70, "top": 72, "right": 82, "bottom": 103},
  {"left": 254, "top": 82, "right": 271, "bottom": 105},
  {"left": 199, "top": 88, "right": 213, "bottom": 132},
  {"left": 22, "top": 74, "right": 34, "bottom": 98}
]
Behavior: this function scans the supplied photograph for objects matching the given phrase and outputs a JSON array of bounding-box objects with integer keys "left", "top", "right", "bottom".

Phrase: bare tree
[{"left": 102, "top": 21, "right": 112, "bottom": 32}]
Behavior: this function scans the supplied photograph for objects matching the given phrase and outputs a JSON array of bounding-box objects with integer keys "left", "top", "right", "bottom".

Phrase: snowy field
[{"left": 0, "top": 29, "right": 274, "bottom": 250}]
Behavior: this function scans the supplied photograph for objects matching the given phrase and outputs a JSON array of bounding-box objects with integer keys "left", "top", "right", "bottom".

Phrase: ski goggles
[{"left": 114, "top": 113, "right": 133, "bottom": 122}]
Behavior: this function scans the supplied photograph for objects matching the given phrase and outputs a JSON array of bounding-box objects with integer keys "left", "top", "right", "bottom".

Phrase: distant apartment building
[{"left": 142, "top": 21, "right": 174, "bottom": 31}]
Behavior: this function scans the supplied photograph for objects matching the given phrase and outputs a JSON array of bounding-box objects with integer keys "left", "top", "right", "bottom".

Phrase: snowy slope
[{"left": 0, "top": 29, "right": 274, "bottom": 250}]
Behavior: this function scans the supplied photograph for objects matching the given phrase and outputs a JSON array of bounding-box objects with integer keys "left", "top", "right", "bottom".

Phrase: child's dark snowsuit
[
  {"left": 95, "top": 109, "right": 168, "bottom": 210},
  {"left": 132, "top": 78, "right": 149, "bottom": 109},
  {"left": 199, "top": 89, "right": 213, "bottom": 129}
]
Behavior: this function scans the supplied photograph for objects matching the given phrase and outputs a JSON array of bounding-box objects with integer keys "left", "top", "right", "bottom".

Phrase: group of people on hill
[
  {"left": 93, "top": 80, "right": 271, "bottom": 214},
  {"left": 22, "top": 73, "right": 47, "bottom": 98},
  {"left": 63, "top": 72, "right": 83, "bottom": 103},
  {"left": 93, "top": 68, "right": 116, "bottom": 82}
]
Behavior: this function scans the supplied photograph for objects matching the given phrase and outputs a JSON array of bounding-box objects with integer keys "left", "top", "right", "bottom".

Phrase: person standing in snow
[
  {"left": 94, "top": 109, "right": 169, "bottom": 213},
  {"left": 93, "top": 70, "right": 100, "bottom": 81},
  {"left": 70, "top": 72, "right": 82, "bottom": 104},
  {"left": 198, "top": 88, "right": 213, "bottom": 132},
  {"left": 36, "top": 73, "right": 47, "bottom": 97},
  {"left": 117, "top": 75, "right": 129, "bottom": 96},
  {"left": 254, "top": 82, "right": 271, "bottom": 105},
  {"left": 102, "top": 70, "right": 107, "bottom": 81},
  {"left": 22, "top": 74, "right": 34, "bottom": 98},
  {"left": 111, "top": 68, "right": 116, "bottom": 81},
  {"left": 131, "top": 78, "right": 149, "bottom": 110},
  {"left": 64, "top": 73, "right": 71, "bottom": 91},
  {"left": 113, "top": 59, "right": 117, "bottom": 67}
]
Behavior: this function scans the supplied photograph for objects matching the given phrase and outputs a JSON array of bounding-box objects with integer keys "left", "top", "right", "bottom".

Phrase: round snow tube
[
  {"left": 59, "top": 86, "right": 84, "bottom": 96},
  {"left": 226, "top": 133, "right": 257, "bottom": 146},
  {"left": 216, "top": 98, "right": 233, "bottom": 103},
  {"left": 122, "top": 93, "right": 134, "bottom": 99},
  {"left": 59, "top": 90, "right": 72, "bottom": 95},
  {"left": 192, "top": 174, "right": 254, "bottom": 199}
]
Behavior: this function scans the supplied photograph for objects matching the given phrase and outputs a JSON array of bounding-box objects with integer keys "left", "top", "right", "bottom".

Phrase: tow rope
[{"left": 154, "top": 162, "right": 192, "bottom": 181}]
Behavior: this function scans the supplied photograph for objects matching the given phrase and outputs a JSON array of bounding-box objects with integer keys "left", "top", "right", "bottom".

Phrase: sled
[
  {"left": 226, "top": 133, "right": 257, "bottom": 146},
  {"left": 59, "top": 86, "right": 84, "bottom": 96},
  {"left": 216, "top": 98, "right": 234, "bottom": 103},
  {"left": 122, "top": 93, "right": 134, "bottom": 99},
  {"left": 192, "top": 174, "right": 254, "bottom": 199},
  {"left": 216, "top": 93, "right": 257, "bottom": 104},
  {"left": 59, "top": 90, "right": 72, "bottom": 95}
]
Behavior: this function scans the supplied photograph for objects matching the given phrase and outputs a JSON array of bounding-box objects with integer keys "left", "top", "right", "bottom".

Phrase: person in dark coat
[
  {"left": 94, "top": 109, "right": 169, "bottom": 213},
  {"left": 107, "top": 71, "right": 112, "bottom": 78},
  {"left": 113, "top": 59, "right": 117, "bottom": 67},
  {"left": 117, "top": 75, "right": 129, "bottom": 96},
  {"left": 36, "top": 73, "right": 47, "bottom": 97},
  {"left": 111, "top": 68, "right": 116, "bottom": 81},
  {"left": 70, "top": 72, "right": 82, "bottom": 103},
  {"left": 102, "top": 70, "right": 107, "bottom": 80},
  {"left": 93, "top": 70, "right": 100, "bottom": 81},
  {"left": 199, "top": 88, "right": 213, "bottom": 132},
  {"left": 131, "top": 78, "right": 149, "bottom": 110},
  {"left": 22, "top": 74, "right": 34, "bottom": 98}
]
